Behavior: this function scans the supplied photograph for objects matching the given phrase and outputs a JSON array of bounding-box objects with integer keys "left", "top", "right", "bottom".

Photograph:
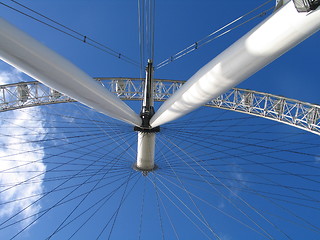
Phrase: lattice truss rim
[{"left": 0, "top": 77, "right": 319, "bottom": 135}]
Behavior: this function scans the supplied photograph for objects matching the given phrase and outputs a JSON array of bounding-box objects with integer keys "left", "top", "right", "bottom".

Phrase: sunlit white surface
[
  {"left": 0, "top": 18, "right": 141, "bottom": 126},
  {"left": 136, "top": 132, "right": 155, "bottom": 171},
  {"left": 150, "top": 1, "right": 320, "bottom": 127}
]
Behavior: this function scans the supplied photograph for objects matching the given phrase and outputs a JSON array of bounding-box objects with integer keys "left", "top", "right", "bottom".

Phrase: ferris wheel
[{"left": 0, "top": 0, "right": 320, "bottom": 239}]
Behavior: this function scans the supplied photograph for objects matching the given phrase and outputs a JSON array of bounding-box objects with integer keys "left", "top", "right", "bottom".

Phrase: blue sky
[{"left": 0, "top": 0, "right": 320, "bottom": 239}]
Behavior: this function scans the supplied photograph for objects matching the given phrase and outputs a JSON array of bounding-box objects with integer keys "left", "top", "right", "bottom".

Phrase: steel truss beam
[{"left": 0, "top": 78, "right": 319, "bottom": 135}]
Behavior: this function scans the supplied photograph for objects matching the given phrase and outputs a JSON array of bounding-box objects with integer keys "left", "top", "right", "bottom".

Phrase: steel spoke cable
[
  {"left": 0, "top": 133, "right": 115, "bottom": 175},
  {"left": 172, "top": 150, "right": 320, "bottom": 233},
  {"left": 2, "top": 167, "right": 132, "bottom": 176},
  {"left": 158, "top": 110, "right": 279, "bottom": 165},
  {"left": 0, "top": 129, "right": 113, "bottom": 141},
  {"left": 45, "top": 141, "right": 135, "bottom": 240},
  {"left": 37, "top": 115, "right": 135, "bottom": 162},
  {"left": 0, "top": 139, "right": 127, "bottom": 220},
  {"left": 156, "top": 171, "right": 274, "bottom": 238},
  {"left": 0, "top": 130, "right": 135, "bottom": 170},
  {"left": 95, "top": 171, "right": 134, "bottom": 240},
  {"left": 158, "top": 170, "right": 320, "bottom": 210},
  {"left": 162, "top": 136, "right": 316, "bottom": 235},
  {"left": 190, "top": 158, "right": 320, "bottom": 168},
  {"left": 7, "top": 138, "right": 134, "bottom": 239},
  {"left": 178, "top": 129, "right": 314, "bottom": 172},
  {"left": 26, "top": 103, "right": 137, "bottom": 161},
  {"left": 160, "top": 169, "right": 320, "bottom": 194},
  {"left": 146, "top": 174, "right": 214, "bottom": 240},
  {"left": 85, "top": 113, "right": 137, "bottom": 163},
  {"left": 157, "top": 170, "right": 320, "bottom": 234},
  {"left": 150, "top": 0, "right": 155, "bottom": 62},
  {"left": 160, "top": 136, "right": 279, "bottom": 240},
  {"left": 163, "top": 156, "right": 320, "bottom": 170},
  {"left": 161, "top": 163, "right": 320, "bottom": 178},
  {"left": 66, "top": 173, "right": 141, "bottom": 240},
  {"left": 138, "top": 177, "right": 147, "bottom": 240},
  {"left": 66, "top": 172, "right": 141, "bottom": 240},
  {"left": 24, "top": 106, "right": 133, "bottom": 127},
  {"left": 161, "top": 114, "right": 257, "bottom": 126},
  {"left": 161, "top": 109, "right": 284, "bottom": 139},
  {"left": 138, "top": 0, "right": 145, "bottom": 73},
  {"left": 72, "top": 102, "right": 137, "bottom": 164},
  {"left": 162, "top": 115, "right": 272, "bottom": 127},
  {"left": 5, "top": 159, "right": 130, "bottom": 172},
  {"left": 156, "top": 105, "right": 232, "bottom": 164},
  {"left": 156, "top": 153, "right": 222, "bottom": 239},
  {"left": 0, "top": 113, "right": 122, "bottom": 127},
  {"left": 256, "top": 207, "right": 320, "bottom": 233},
  {"left": 0, "top": 133, "right": 118, "bottom": 163},
  {"left": 156, "top": 185, "right": 180, "bottom": 240},
  {"left": 0, "top": 131, "right": 108, "bottom": 148},
  {"left": 162, "top": 117, "right": 292, "bottom": 158},
  {"left": 151, "top": 173, "right": 166, "bottom": 240},
  {"left": 206, "top": 165, "right": 320, "bottom": 232},
  {"left": 163, "top": 132, "right": 320, "bottom": 184},
  {"left": 106, "top": 171, "right": 134, "bottom": 240},
  {"left": 158, "top": 107, "right": 238, "bottom": 151},
  {"left": 0, "top": 113, "right": 128, "bottom": 127},
  {"left": 156, "top": 0, "right": 274, "bottom": 69},
  {"left": 162, "top": 133, "right": 320, "bottom": 206},
  {"left": 164, "top": 117, "right": 306, "bottom": 142},
  {"left": 54, "top": 176, "right": 135, "bottom": 238},
  {"left": 161, "top": 166, "right": 320, "bottom": 208},
  {"left": 0, "top": 138, "right": 110, "bottom": 193},
  {"left": 0, "top": 107, "right": 134, "bottom": 168},
  {"left": 0, "top": 124, "right": 128, "bottom": 136},
  {"left": 158, "top": 147, "right": 220, "bottom": 238},
  {"left": 167, "top": 127, "right": 320, "bottom": 149},
  {"left": 2, "top": 152, "right": 133, "bottom": 168},
  {"left": 163, "top": 158, "right": 319, "bottom": 176},
  {"left": 161, "top": 164, "right": 320, "bottom": 188},
  {"left": 163, "top": 114, "right": 313, "bottom": 148},
  {"left": 0, "top": 143, "right": 132, "bottom": 174},
  {"left": 1, "top": 0, "right": 140, "bottom": 66},
  {"left": 0, "top": 170, "right": 130, "bottom": 208},
  {"left": 0, "top": 134, "right": 128, "bottom": 230},
  {"left": 138, "top": 0, "right": 155, "bottom": 69},
  {"left": 1, "top": 171, "right": 130, "bottom": 231},
  {"left": 161, "top": 140, "right": 318, "bottom": 174},
  {"left": 5, "top": 172, "right": 132, "bottom": 238},
  {"left": 168, "top": 129, "right": 320, "bottom": 161}
]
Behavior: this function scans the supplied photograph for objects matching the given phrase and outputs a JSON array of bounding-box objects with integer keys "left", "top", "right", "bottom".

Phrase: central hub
[
  {"left": 133, "top": 129, "right": 159, "bottom": 176},
  {"left": 133, "top": 59, "right": 159, "bottom": 176}
]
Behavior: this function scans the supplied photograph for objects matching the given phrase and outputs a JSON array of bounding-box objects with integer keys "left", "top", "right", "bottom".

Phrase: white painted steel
[
  {"left": 0, "top": 18, "right": 141, "bottom": 126},
  {"left": 150, "top": 1, "right": 320, "bottom": 127},
  {"left": 136, "top": 132, "right": 155, "bottom": 171}
]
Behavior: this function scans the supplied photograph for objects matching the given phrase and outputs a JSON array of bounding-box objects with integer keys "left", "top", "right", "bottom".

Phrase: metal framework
[{"left": 0, "top": 77, "right": 319, "bottom": 135}]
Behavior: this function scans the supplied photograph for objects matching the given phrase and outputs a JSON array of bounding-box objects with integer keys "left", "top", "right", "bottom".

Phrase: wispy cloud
[{"left": 0, "top": 67, "right": 47, "bottom": 229}]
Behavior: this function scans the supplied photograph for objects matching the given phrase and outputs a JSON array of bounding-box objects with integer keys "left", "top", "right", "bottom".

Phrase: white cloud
[
  {"left": 0, "top": 68, "right": 24, "bottom": 85},
  {"left": 0, "top": 68, "right": 47, "bottom": 229}
]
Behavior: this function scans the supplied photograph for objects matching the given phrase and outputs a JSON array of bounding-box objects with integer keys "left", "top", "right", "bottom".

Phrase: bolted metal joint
[
  {"left": 134, "top": 125, "right": 160, "bottom": 133},
  {"left": 140, "top": 105, "right": 155, "bottom": 128},
  {"left": 133, "top": 162, "right": 158, "bottom": 176}
]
